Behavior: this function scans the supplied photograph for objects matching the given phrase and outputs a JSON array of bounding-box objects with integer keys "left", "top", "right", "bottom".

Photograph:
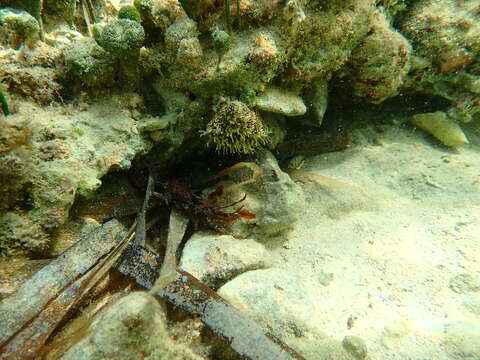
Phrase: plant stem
[
  {"left": 236, "top": 0, "right": 241, "bottom": 30},
  {"left": 0, "top": 90, "right": 10, "bottom": 116},
  {"left": 225, "top": 0, "right": 232, "bottom": 34}
]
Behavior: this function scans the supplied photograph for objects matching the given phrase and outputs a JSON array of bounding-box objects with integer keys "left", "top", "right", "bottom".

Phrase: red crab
[{"left": 156, "top": 179, "right": 255, "bottom": 232}]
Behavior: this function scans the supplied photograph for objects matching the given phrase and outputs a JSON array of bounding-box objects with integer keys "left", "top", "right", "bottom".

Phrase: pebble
[
  {"left": 449, "top": 273, "right": 480, "bottom": 294},
  {"left": 342, "top": 336, "right": 368, "bottom": 359}
]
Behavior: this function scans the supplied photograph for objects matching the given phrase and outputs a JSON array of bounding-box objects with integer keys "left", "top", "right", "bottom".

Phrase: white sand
[{"left": 272, "top": 125, "right": 480, "bottom": 359}]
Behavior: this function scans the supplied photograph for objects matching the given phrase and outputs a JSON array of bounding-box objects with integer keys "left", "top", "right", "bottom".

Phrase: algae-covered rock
[
  {"left": 342, "top": 336, "right": 368, "bottom": 359},
  {"left": 410, "top": 111, "right": 469, "bottom": 148},
  {"left": 350, "top": 11, "right": 411, "bottom": 103},
  {"left": 401, "top": 0, "right": 480, "bottom": 122},
  {"left": 0, "top": 101, "right": 150, "bottom": 257},
  {"left": 0, "top": 42, "right": 63, "bottom": 104},
  {"left": 150, "top": 0, "right": 187, "bottom": 31},
  {"left": 118, "top": 5, "right": 141, "bottom": 22},
  {"left": 60, "top": 292, "right": 202, "bottom": 360},
  {"left": 134, "top": 0, "right": 153, "bottom": 18},
  {"left": 64, "top": 37, "right": 115, "bottom": 86},
  {"left": 0, "top": 7, "right": 39, "bottom": 47},
  {"left": 0, "top": 212, "right": 50, "bottom": 257}
]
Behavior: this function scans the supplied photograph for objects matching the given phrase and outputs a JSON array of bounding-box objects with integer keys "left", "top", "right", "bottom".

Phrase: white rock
[
  {"left": 255, "top": 87, "right": 307, "bottom": 116},
  {"left": 218, "top": 268, "right": 324, "bottom": 339},
  {"left": 180, "top": 232, "right": 272, "bottom": 289}
]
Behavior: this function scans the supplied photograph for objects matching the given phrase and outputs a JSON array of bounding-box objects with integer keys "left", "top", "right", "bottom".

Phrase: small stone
[
  {"left": 342, "top": 336, "right": 368, "bottom": 359},
  {"left": 300, "top": 81, "right": 328, "bottom": 127},
  {"left": 180, "top": 232, "right": 272, "bottom": 289},
  {"left": 449, "top": 273, "right": 480, "bottom": 294},
  {"left": 215, "top": 151, "right": 305, "bottom": 238},
  {"left": 255, "top": 87, "right": 306, "bottom": 116},
  {"left": 317, "top": 270, "right": 334, "bottom": 287},
  {"left": 138, "top": 114, "right": 175, "bottom": 132},
  {"left": 410, "top": 111, "right": 469, "bottom": 147}
]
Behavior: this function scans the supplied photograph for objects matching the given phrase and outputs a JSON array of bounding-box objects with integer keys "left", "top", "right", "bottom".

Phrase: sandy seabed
[{"left": 273, "top": 124, "right": 480, "bottom": 359}]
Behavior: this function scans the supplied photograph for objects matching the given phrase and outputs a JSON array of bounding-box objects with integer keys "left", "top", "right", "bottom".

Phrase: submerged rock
[
  {"left": 218, "top": 268, "right": 323, "bottom": 339},
  {"left": 449, "top": 273, "right": 480, "bottom": 294},
  {"left": 410, "top": 111, "right": 469, "bottom": 148},
  {"left": 0, "top": 8, "right": 39, "bottom": 48},
  {"left": 380, "top": 320, "right": 413, "bottom": 349},
  {"left": 212, "top": 151, "right": 305, "bottom": 238},
  {"left": 342, "top": 336, "right": 368, "bottom": 359},
  {"left": 60, "top": 292, "right": 202, "bottom": 360},
  {"left": 0, "top": 101, "right": 150, "bottom": 257},
  {"left": 254, "top": 87, "right": 307, "bottom": 117},
  {"left": 180, "top": 232, "right": 272, "bottom": 289}
]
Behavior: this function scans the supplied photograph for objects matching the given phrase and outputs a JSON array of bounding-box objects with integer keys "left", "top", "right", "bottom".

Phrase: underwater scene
[{"left": 0, "top": 0, "right": 479, "bottom": 359}]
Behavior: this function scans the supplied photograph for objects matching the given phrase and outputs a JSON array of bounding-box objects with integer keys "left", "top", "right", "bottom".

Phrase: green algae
[{"left": 0, "top": 90, "right": 10, "bottom": 116}]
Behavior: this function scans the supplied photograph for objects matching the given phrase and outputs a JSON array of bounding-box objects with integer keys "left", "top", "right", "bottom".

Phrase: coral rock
[
  {"left": 350, "top": 11, "right": 411, "bottom": 103},
  {"left": 254, "top": 87, "right": 306, "bottom": 116}
]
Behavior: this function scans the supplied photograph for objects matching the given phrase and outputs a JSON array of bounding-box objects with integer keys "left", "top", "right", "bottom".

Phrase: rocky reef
[
  {"left": 0, "top": 0, "right": 478, "bottom": 261},
  {"left": 0, "top": 0, "right": 479, "bottom": 358}
]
